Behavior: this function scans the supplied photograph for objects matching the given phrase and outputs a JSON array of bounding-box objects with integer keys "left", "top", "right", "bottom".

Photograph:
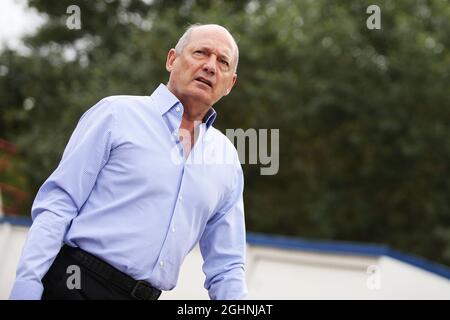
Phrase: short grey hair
[{"left": 174, "top": 23, "right": 239, "bottom": 73}]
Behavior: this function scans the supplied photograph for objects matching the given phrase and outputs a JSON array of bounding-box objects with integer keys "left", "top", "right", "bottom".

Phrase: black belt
[{"left": 61, "top": 245, "right": 161, "bottom": 300}]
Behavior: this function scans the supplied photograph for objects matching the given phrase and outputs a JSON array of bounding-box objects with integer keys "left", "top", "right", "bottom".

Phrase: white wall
[
  {"left": 0, "top": 223, "right": 29, "bottom": 298},
  {"left": 1, "top": 223, "right": 450, "bottom": 299}
]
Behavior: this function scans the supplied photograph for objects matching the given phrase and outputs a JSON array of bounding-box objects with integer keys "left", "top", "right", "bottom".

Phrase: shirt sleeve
[
  {"left": 199, "top": 159, "right": 248, "bottom": 300},
  {"left": 9, "top": 98, "right": 116, "bottom": 300}
]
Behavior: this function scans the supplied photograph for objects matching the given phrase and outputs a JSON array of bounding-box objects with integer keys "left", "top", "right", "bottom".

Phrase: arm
[
  {"left": 9, "top": 98, "right": 116, "bottom": 299},
  {"left": 199, "top": 163, "right": 247, "bottom": 300}
]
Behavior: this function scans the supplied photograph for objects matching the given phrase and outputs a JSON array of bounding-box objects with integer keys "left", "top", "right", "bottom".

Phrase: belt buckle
[{"left": 131, "top": 280, "right": 154, "bottom": 300}]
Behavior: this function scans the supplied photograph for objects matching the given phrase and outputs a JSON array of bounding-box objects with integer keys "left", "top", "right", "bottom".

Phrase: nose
[{"left": 202, "top": 55, "right": 217, "bottom": 75}]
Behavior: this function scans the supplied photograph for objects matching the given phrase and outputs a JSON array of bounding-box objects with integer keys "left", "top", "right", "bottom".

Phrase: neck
[
  {"left": 177, "top": 95, "right": 211, "bottom": 134},
  {"left": 165, "top": 84, "right": 210, "bottom": 149},
  {"left": 180, "top": 114, "right": 199, "bottom": 132},
  {"left": 166, "top": 83, "right": 211, "bottom": 122},
  {"left": 179, "top": 114, "right": 203, "bottom": 159},
  {"left": 181, "top": 94, "right": 211, "bottom": 121}
]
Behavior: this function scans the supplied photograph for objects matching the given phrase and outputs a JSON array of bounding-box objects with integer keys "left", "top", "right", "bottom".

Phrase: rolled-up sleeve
[
  {"left": 199, "top": 162, "right": 247, "bottom": 300},
  {"left": 9, "top": 98, "right": 116, "bottom": 300}
]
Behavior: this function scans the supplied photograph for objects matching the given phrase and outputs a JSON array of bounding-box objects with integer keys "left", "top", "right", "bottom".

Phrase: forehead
[{"left": 186, "top": 28, "right": 236, "bottom": 58}]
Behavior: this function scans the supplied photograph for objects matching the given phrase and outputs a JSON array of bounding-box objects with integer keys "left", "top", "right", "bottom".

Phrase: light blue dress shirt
[{"left": 10, "top": 84, "right": 247, "bottom": 300}]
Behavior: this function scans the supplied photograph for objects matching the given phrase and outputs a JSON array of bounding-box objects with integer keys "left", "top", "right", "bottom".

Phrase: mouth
[{"left": 194, "top": 77, "right": 213, "bottom": 88}]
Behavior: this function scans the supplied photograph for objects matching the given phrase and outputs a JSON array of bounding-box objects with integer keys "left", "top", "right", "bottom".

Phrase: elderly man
[{"left": 10, "top": 24, "right": 247, "bottom": 300}]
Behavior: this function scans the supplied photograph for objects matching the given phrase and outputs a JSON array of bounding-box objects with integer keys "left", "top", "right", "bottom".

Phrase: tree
[{"left": 1, "top": 0, "right": 449, "bottom": 265}]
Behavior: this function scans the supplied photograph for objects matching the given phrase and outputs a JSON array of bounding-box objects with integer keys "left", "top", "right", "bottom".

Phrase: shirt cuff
[
  {"left": 209, "top": 278, "right": 248, "bottom": 300},
  {"left": 9, "top": 280, "right": 44, "bottom": 300}
]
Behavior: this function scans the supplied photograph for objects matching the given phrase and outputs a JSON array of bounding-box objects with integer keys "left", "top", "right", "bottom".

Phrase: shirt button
[
  {"left": 159, "top": 261, "right": 164, "bottom": 267},
  {"left": 175, "top": 106, "right": 181, "bottom": 112},
  {"left": 172, "top": 227, "right": 176, "bottom": 233},
  {"left": 178, "top": 195, "right": 183, "bottom": 201}
]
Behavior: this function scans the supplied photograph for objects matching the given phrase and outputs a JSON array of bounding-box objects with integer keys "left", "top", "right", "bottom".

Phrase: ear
[
  {"left": 166, "top": 49, "right": 177, "bottom": 72},
  {"left": 224, "top": 73, "right": 237, "bottom": 96}
]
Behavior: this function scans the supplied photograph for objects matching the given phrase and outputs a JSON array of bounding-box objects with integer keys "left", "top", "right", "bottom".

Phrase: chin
[{"left": 188, "top": 89, "right": 213, "bottom": 106}]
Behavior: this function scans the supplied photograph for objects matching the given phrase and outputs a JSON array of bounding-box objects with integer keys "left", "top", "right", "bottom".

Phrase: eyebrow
[{"left": 197, "top": 46, "right": 232, "bottom": 62}]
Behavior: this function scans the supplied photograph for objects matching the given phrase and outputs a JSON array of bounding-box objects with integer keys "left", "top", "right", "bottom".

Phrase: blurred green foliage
[{"left": 0, "top": 0, "right": 449, "bottom": 265}]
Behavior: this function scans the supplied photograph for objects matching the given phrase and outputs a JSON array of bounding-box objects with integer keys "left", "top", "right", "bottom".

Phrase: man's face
[{"left": 166, "top": 26, "right": 237, "bottom": 110}]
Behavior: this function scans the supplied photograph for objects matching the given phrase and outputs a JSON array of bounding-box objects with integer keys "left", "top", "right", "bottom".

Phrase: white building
[{"left": 1, "top": 216, "right": 449, "bottom": 299}]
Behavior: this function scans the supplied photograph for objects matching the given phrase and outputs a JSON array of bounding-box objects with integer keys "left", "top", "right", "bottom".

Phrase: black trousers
[{"left": 41, "top": 245, "right": 159, "bottom": 300}]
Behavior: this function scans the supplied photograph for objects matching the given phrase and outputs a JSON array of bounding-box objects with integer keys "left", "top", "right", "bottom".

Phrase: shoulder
[
  {"left": 99, "top": 95, "right": 152, "bottom": 110},
  {"left": 93, "top": 95, "right": 157, "bottom": 121},
  {"left": 83, "top": 95, "right": 150, "bottom": 114},
  {"left": 79, "top": 95, "right": 155, "bottom": 130}
]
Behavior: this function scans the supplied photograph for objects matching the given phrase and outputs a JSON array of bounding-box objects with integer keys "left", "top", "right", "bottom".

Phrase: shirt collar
[
  {"left": 151, "top": 83, "right": 180, "bottom": 116},
  {"left": 150, "top": 83, "right": 218, "bottom": 129},
  {"left": 202, "top": 107, "right": 217, "bottom": 129}
]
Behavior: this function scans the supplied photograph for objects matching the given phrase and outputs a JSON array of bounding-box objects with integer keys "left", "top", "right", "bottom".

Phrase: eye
[
  {"left": 194, "top": 50, "right": 205, "bottom": 55},
  {"left": 219, "top": 59, "right": 229, "bottom": 66},
  {"left": 219, "top": 59, "right": 230, "bottom": 69}
]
